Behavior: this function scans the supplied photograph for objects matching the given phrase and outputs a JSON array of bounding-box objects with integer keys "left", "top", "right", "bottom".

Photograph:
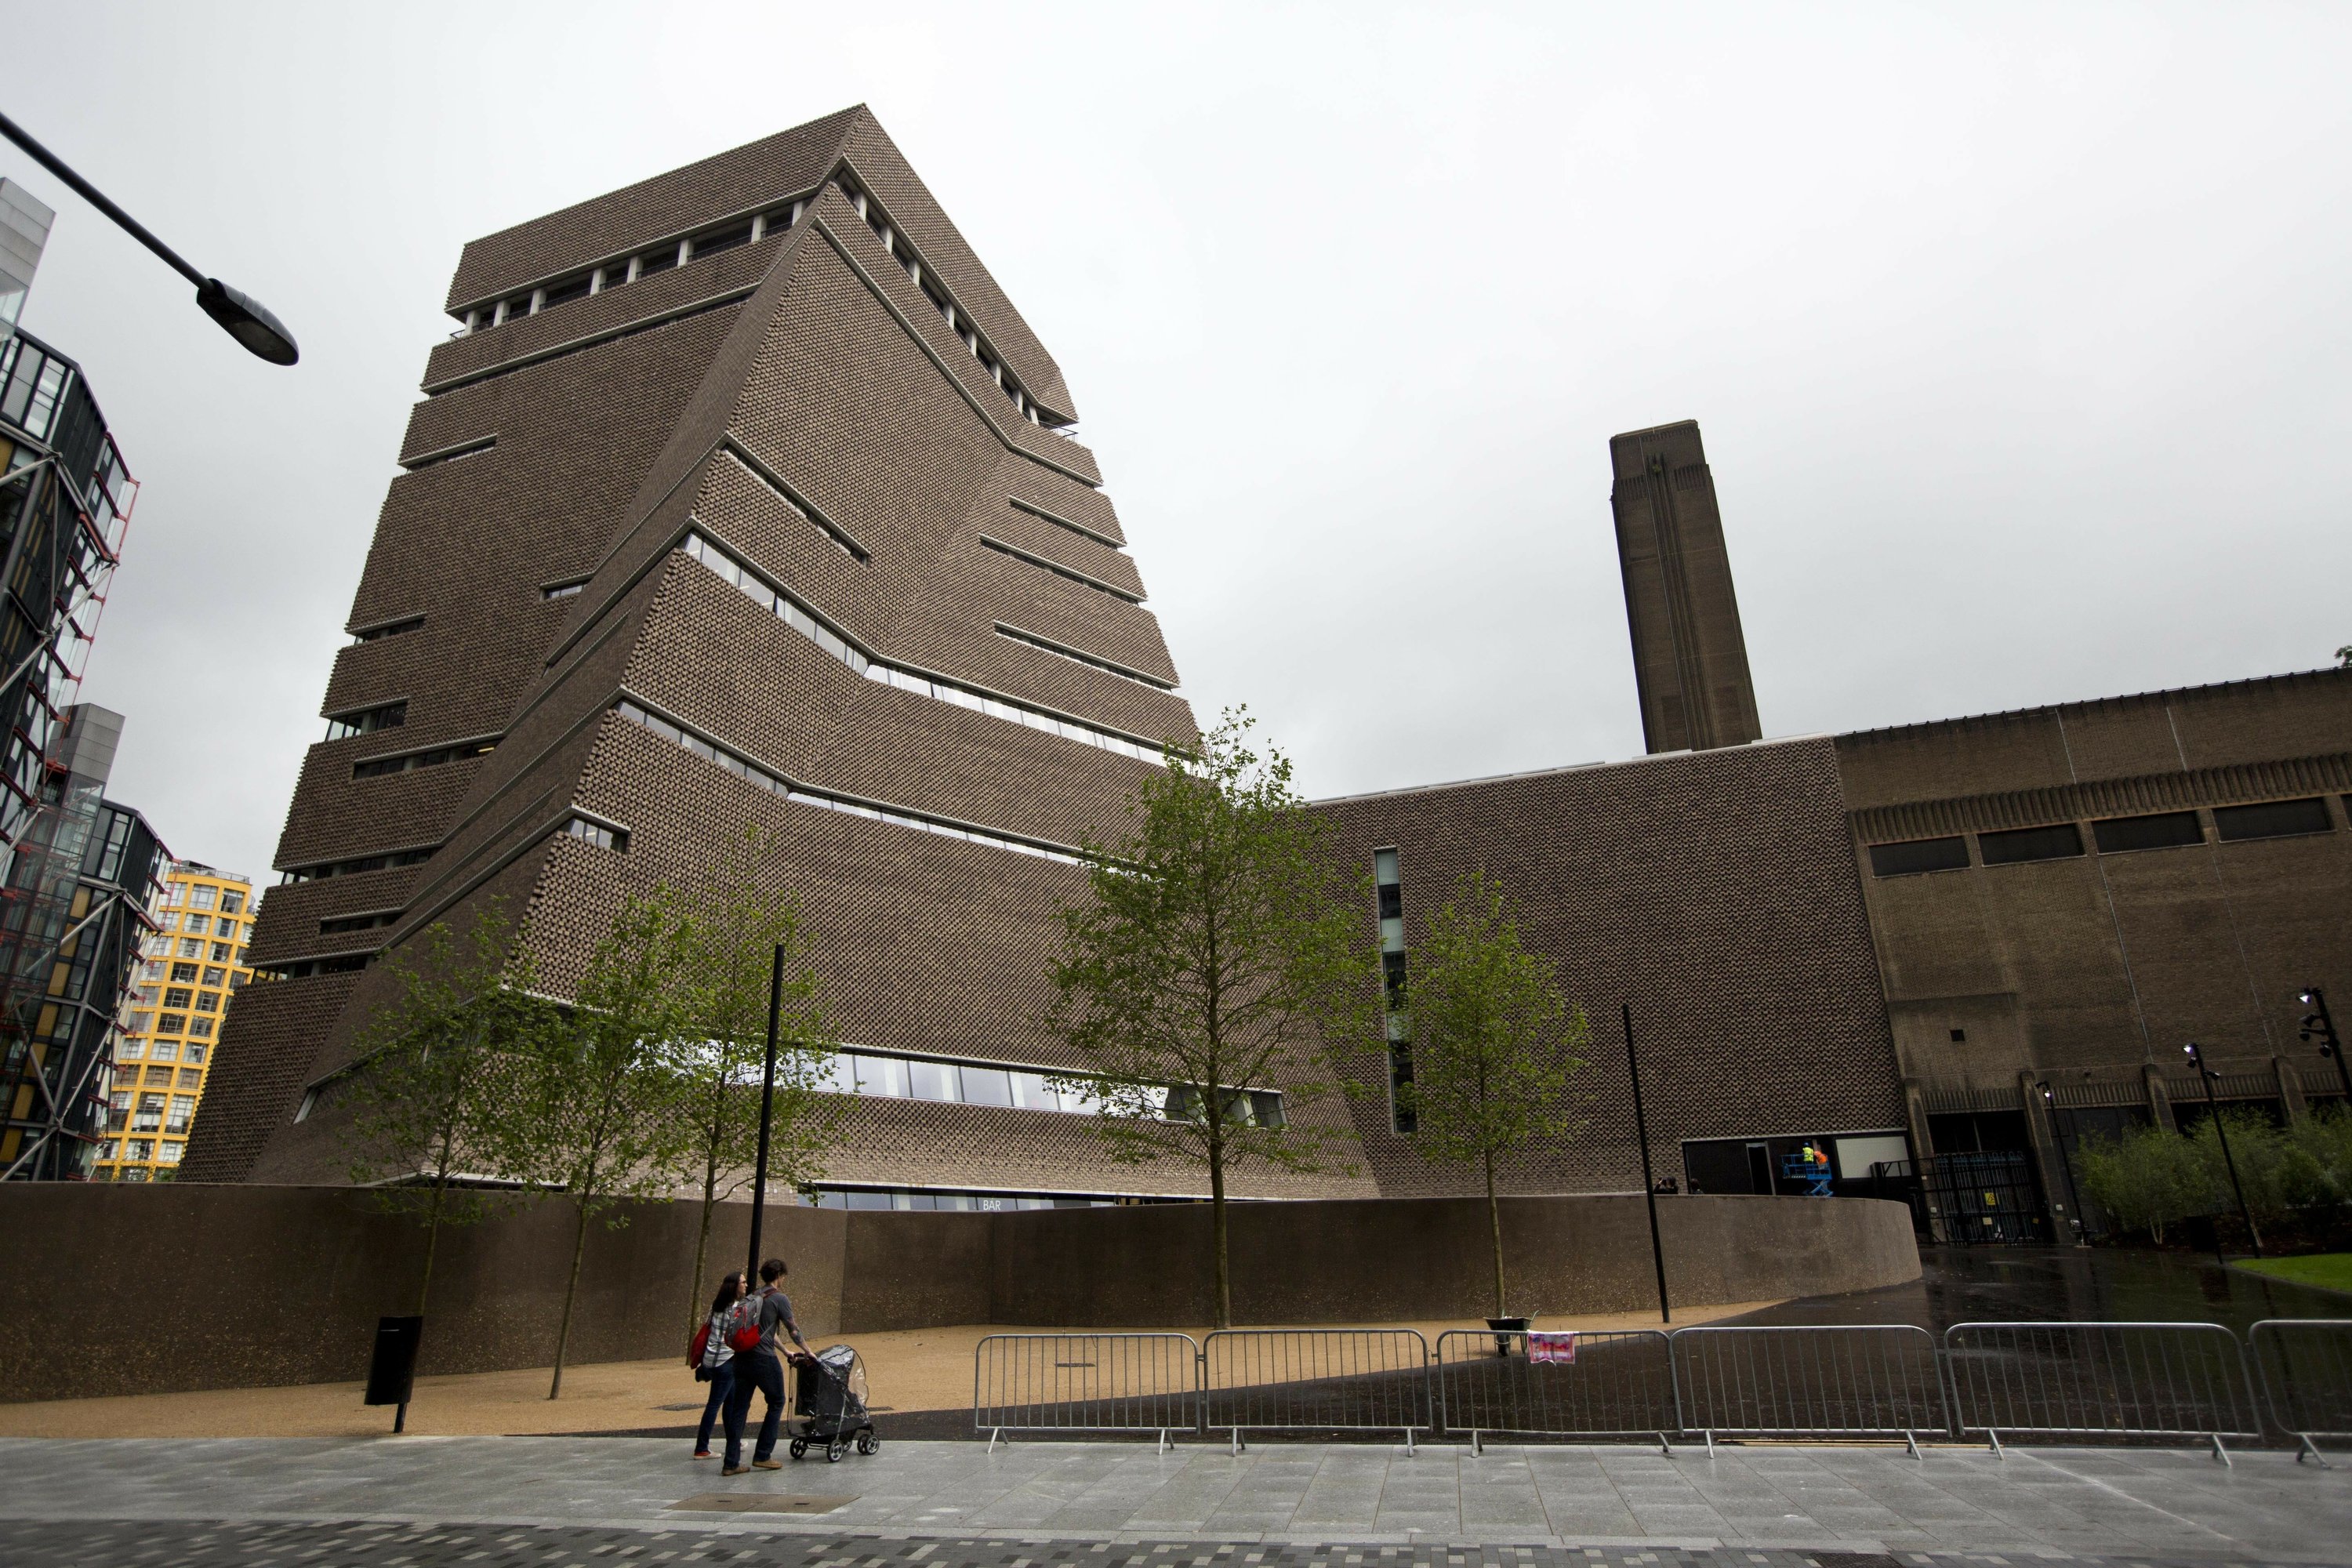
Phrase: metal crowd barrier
[
  {"left": 974, "top": 1332, "right": 1200, "bottom": 1450},
  {"left": 1203, "top": 1328, "right": 1432, "bottom": 1452},
  {"left": 1671, "top": 1324, "right": 1947, "bottom": 1455},
  {"left": 1434, "top": 1328, "right": 1678, "bottom": 1453},
  {"left": 2249, "top": 1319, "right": 2352, "bottom": 1466},
  {"left": 971, "top": 1318, "right": 2352, "bottom": 1458},
  {"left": 1944, "top": 1321, "right": 2261, "bottom": 1461}
]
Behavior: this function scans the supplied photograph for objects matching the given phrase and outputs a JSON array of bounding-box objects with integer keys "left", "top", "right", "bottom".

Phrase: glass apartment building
[{"left": 93, "top": 862, "right": 256, "bottom": 1181}]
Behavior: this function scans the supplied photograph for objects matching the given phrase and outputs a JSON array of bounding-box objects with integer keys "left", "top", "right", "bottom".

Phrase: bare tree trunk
[
  {"left": 1210, "top": 1145, "right": 1231, "bottom": 1329},
  {"left": 686, "top": 1109, "right": 722, "bottom": 1334},
  {"left": 417, "top": 1118, "right": 455, "bottom": 1319},
  {"left": 1484, "top": 1148, "right": 1505, "bottom": 1319},
  {"left": 550, "top": 1192, "right": 592, "bottom": 1399}
]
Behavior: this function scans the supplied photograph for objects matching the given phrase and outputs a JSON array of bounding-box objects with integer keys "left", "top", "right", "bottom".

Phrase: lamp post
[
  {"left": 2035, "top": 1081, "right": 2088, "bottom": 1246},
  {"left": 744, "top": 942, "right": 785, "bottom": 1278},
  {"left": 1622, "top": 1004, "right": 1671, "bottom": 1324},
  {"left": 0, "top": 109, "right": 298, "bottom": 365},
  {"left": 2301, "top": 986, "right": 2352, "bottom": 1107},
  {"left": 2183, "top": 1043, "right": 2261, "bottom": 1263}
]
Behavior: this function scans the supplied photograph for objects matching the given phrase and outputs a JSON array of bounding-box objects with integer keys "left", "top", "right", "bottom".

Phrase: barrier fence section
[
  {"left": 1944, "top": 1321, "right": 2260, "bottom": 1458},
  {"left": 975, "top": 1333, "right": 1201, "bottom": 1448},
  {"left": 1203, "top": 1329, "right": 1432, "bottom": 1451},
  {"left": 2249, "top": 1319, "right": 2352, "bottom": 1465},
  {"left": 1435, "top": 1329, "right": 1678, "bottom": 1452},
  {"left": 1673, "top": 1325, "right": 1948, "bottom": 1453}
]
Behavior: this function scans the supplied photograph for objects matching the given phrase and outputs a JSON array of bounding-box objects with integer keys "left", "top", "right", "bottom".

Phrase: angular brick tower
[
  {"left": 186, "top": 111, "right": 1361, "bottom": 1204},
  {"left": 1608, "top": 419, "right": 1762, "bottom": 753}
]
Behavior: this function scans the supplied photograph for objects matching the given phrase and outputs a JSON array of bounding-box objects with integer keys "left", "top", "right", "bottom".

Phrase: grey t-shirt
[{"left": 753, "top": 1287, "right": 807, "bottom": 1358}]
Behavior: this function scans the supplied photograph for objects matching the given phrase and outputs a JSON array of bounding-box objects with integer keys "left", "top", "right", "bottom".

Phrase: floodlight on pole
[
  {"left": 2183, "top": 1043, "right": 2261, "bottom": 1263},
  {"left": 2035, "top": 1080, "right": 2087, "bottom": 1246},
  {"left": 2299, "top": 985, "right": 2352, "bottom": 1106},
  {"left": 0, "top": 109, "right": 298, "bottom": 365}
]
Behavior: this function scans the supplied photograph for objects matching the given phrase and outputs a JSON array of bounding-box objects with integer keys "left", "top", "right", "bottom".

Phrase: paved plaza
[{"left": 3, "top": 1436, "right": 2348, "bottom": 1564}]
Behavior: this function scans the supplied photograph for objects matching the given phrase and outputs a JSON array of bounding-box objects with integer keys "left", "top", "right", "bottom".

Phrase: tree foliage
[
  {"left": 1047, "top": 709, "right": 1376, "bottom": 1326},
  {"left": 669, "top": 831, "right": 841, "bottom": 1333},
  {"left": 2076, "top": 1106, "right": 2352, "bottom": 1241},
  {"left": 509, "top": 889, "right": 702, "bottom": 1398},
  {"left": 339, "top": 900, "right": 554, "bottom": 1319},
  {"left": 1400, "top": 870, "right": 1588, "bottom": 1316}
]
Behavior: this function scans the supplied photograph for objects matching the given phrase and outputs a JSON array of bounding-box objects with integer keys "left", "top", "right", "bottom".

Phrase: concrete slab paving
[{"left": 0, "top": 1434, "right": 2348, "bottom": 1562}]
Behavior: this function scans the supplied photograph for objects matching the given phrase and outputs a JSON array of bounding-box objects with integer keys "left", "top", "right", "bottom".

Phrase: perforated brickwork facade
[
  {"left": 184, "top": 109, "right": 1274, "bottom": 1200},
  {"left": 1318, "top": 739, "right": 1904, "bottom": 1196}
]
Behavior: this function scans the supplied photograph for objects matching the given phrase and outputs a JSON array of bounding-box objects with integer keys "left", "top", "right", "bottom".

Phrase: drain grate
[{"left": 669, "top": 1494, "right": 854, "bottom": 1514}]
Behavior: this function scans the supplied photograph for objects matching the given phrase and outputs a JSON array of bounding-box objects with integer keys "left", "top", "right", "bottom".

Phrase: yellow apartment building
[{"left": 93, "top": 861, "right": 258, "bottom": 1181}]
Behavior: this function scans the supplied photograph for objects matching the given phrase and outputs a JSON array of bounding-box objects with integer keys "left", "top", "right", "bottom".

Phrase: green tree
[
  {"left": 513, "top": 890, "right": 701, "bottom": 1399},
  {"left": 2077, "top": 1123, "right": 2215, "bottom": 1242},
  {"left": 670, "top": 835, "right": 842, "bottom": 1334},
  {"left": 1399, "top": 870, "right": 1588, "bottom": 1317},
  {"left": 2285, "top": 1105, "right": 2352, "bottom": 1207},
  {"left": 339, "top": 901, "right": 554, "bottom": 1319},
  {"left": 1047, "top": 709, "right": 1375, "bottom": 1327}
]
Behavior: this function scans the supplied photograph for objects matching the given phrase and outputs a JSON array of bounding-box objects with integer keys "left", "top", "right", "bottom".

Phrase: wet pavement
[{"left": 1722, "top": 1246, "right": 2350, "bottom": 1334}]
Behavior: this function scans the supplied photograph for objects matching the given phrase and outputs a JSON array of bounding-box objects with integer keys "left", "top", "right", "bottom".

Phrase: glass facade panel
[
  {"left": 958, "top": 1065, "right": 1014, "bottom": 1106},
  {"left": 906, "top": 1058, "right": 958, "bottom": 1102}
]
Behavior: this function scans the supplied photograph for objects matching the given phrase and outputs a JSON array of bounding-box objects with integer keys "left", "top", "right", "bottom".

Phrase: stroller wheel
[
  {"left": 856, "top": 1430, "right": 879, "bottom": 1455},
  {"left": 825, "top": 1439, "right": 848, "bottom": 1462},
  {"left": 788, "top": 1439, "right": 808, "bottom": 1460}
]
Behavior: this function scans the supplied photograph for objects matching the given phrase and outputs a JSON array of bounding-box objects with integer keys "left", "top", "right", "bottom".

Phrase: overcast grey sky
[{"left": 5, "top": 2, "right": 2348, "bottom": 880}]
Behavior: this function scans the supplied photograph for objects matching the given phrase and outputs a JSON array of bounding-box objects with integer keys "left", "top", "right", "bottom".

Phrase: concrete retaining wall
[{"left": 0, "top": 1185, "right": 1918, "bottom": 1403}]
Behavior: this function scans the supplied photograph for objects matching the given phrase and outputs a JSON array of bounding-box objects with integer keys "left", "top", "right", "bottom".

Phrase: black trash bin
[{"left": 365, "top": 1316, "right": 425, "bottom": 1430}]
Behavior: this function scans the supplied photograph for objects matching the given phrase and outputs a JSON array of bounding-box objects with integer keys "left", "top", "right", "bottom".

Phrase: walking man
[{"left": 722, "top": 1257, "right": 812, "bottom": 1475}]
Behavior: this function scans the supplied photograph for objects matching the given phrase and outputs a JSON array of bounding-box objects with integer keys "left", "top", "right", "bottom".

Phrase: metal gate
[{"left": 1915, "top": 1151, "right": 2051, "bottom": 1244}]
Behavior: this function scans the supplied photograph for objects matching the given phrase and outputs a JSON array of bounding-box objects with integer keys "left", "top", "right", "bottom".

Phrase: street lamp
[
  {"left": 2182, "top": 1043, "right": 2261, "bottom": 1264},
  {"left": 2035, "top": 1081, "right": 2087, "bottom": 1246},
  {"left": 0, "top": 109, "right": 298, "bottom": 365},
  {"left": 2300, "top": 987, "right": 2352, "bottom": 1107},
  {"left": 745, "top": 942, "right": 785, "bottom": 1279}
]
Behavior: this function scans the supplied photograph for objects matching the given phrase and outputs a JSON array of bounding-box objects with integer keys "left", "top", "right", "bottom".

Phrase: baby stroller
[{"left": 787, "top": 1342, "right": 878, "bottom": 1462}]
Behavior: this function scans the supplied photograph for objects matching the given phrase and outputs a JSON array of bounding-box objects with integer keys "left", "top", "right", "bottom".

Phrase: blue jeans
[
  {"left": 723, "top": 1352, "right": 786, "bottom": 1467},
  {"left": 694, "top": 1359, "right": 735, "bottom": 1453}
]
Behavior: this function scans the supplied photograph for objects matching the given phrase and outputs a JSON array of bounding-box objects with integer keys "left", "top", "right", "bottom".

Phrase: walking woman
[{"left": 691, "top": 1272, "right": 746, "bottom": 1460}]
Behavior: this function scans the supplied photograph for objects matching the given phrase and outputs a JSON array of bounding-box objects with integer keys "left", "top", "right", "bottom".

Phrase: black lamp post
[
  {"left": 744, "top": 942, "right": 785, "bottom": 1278},
  {"left": 2035, "top": 1080, "right": 2087, "bottom": 1245},
  {"left": 2183, "top": 1043, "right": 2261, "bottom": 1263},
  {"left": 1622, "top": 1004, "right": 1671, "bottom": 1324},
  {"left": 0, "top": 109, "right": 298, "bottom": 365},
  {"left": 2301, "top": 986, "right": 2352, "bottom": 1107}
]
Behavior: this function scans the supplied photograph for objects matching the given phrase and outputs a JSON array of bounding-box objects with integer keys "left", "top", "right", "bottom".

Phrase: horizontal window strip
[
  {"left": 318, "top": 910, "right": 401, "bottom": 935},
  {"left": 349, "top": 615, "right": 423, "bottom": 644},
  {"left": 718, "top": 438, "right": 867, "bottom": 560},
  {"left": 612, "top": 699, "right": 1087, "bottom": 866},
  {"left": 351, "top": 735, "right": 499, "bottom": 781},
  {"left": 993, "top": 622, "right": 1174, "bottom": 691},
  {"left": 400, "top": 436, "right": 495, "bottom": 472},
  {"left": 978, "top": 534, "right": 1141, "bottom": 603},
  {"left": 1007, "top": 495, "right": 1122, "bottom": 550},
  {"left": 813, "top": 1044, "right": 1287, "bottom": 1127},
  {"left": 278, "top": 847, "right": 437, "bottom": 884},
  {"left": 451, "top": 193, "right": 811, "bottom": 328},
  {"left": 423, "top": 291, "right": 755, "bottom": 397},
  {"left": 680, "top": 531, "right": 1166, "bottom": 764}
]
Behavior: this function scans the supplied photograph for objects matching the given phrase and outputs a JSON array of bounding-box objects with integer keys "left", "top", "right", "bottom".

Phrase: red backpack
[
  {"left": 724, "top": 1293, "right": 765, "bottom": 1354},
  {"left": 686, "top": 1321, "right": 711, "bottom": 1369}
]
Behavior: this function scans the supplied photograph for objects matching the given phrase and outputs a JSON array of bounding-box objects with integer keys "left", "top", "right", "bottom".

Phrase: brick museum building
[{"left": 182, "top": 110, "right": 2352, "bottom": 1240}]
